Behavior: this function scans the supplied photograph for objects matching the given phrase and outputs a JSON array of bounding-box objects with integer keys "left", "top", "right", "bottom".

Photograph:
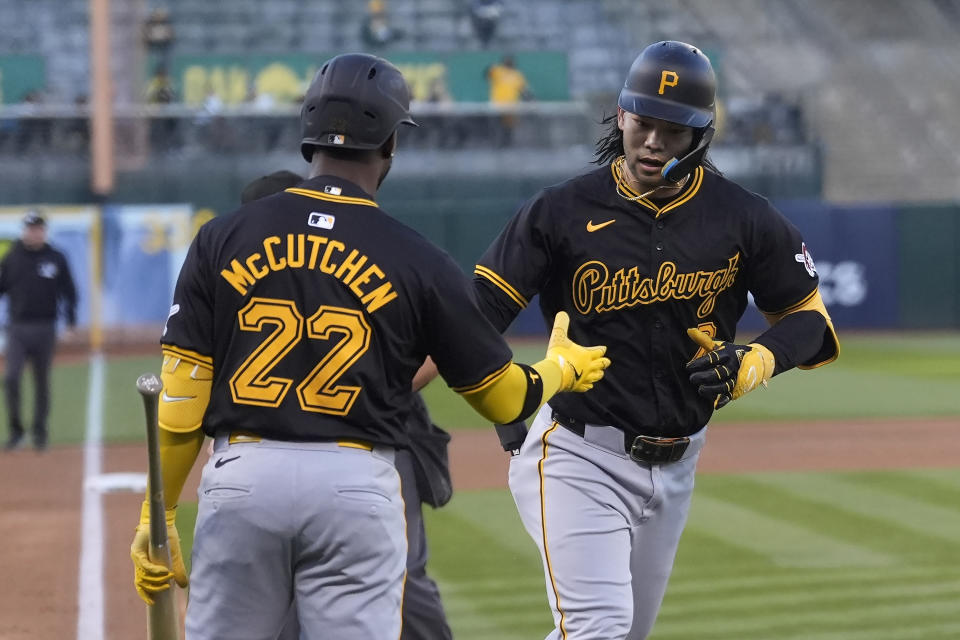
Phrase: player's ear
[
  {"left": 381, "top": 132, "right": 397, "bottom": 159},
  {"left": 617, "top": 107, "right": 626, "bottom": 131}
]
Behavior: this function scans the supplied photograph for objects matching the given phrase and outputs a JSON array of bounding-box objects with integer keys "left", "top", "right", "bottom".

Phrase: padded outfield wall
[{"left": 0, "top": 199, "right": 955, "bottom": 335}]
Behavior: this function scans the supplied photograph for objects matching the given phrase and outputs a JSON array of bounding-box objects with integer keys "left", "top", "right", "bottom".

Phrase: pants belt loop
[{"left": 213, "top": 433, "right": 230, "bottom": 453}]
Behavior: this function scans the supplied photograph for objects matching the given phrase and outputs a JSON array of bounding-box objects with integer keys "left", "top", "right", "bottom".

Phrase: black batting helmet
[
  {"left": 300, "top": 53, "right": 417, "bottom": 162},
  {"left": 618, "top": 40, "right": 715, "bottom": 128}
]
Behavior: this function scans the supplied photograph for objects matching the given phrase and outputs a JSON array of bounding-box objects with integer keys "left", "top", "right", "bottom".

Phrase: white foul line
[{"left": 77, "top": 352, "right": 105, "bottom": 640}]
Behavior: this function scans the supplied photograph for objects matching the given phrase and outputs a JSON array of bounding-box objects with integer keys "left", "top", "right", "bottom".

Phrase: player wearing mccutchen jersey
[
  {"left": 128, "top": 53, "right": 610, "bottom": 640},
  {"left": 473, "top": 42, "right": 839, "bottom": 639}
]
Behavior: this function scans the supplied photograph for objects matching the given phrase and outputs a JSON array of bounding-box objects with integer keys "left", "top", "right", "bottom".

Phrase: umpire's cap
[
  {"left": 23, "top": 210, "right": 46, "bottom": 227},
  {"left": 299, "top": 53, "right": 417, "bottom": 162},
  {"left": 618, "top": 41, "right": 716, "bottom": 129}
]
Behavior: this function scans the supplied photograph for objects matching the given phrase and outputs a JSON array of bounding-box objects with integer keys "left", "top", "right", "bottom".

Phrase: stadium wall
[{"left": 0, "top": 199, "right": 956, "bottom": 338}]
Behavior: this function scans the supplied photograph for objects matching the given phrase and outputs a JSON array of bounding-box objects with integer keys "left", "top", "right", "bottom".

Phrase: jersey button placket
[{"left": 650, "top": 218, "right": 670, "bottom": 435}]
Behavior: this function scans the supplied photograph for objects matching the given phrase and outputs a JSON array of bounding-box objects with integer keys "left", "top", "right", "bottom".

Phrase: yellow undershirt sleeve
[
  {"left": 140, "top": 428, "right": 205, "bottom": 523},
  {"left": 139, "top": 346, "right": 212, "bottom": 523},
  {"left": 458, "top": 359, "right": 564, "bottom": 424},
  {"left": 159, "top": 347, "right": 213, "bottom": 433}
]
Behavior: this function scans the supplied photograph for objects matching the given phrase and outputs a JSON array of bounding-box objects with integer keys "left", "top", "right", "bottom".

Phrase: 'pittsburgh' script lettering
[
  {"left": 220, "top": 233, "right": 397, "bottom": 313},
  {"left": 572, "top": 254, "right": 740, "bottom": 317}
]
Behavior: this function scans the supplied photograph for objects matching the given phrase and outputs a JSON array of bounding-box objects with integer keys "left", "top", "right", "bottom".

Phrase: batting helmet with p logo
[{"left": 618, "top": 40, "right": 715, "bottom": 129}]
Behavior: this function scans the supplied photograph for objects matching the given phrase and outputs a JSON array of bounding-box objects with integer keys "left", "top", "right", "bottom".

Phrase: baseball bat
[{"left": 137, "top": 373, "right": 181, "bottom": 640}]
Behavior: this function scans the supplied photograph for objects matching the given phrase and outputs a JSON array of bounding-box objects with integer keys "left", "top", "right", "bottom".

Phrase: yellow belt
[{"left": 228, "top": 431, "right": 373, "bottom": 451}]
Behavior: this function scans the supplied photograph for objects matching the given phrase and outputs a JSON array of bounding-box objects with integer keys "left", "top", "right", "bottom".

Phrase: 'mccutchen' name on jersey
[{"left": 220, "top": 232, "right": 397, "bottom": 313}]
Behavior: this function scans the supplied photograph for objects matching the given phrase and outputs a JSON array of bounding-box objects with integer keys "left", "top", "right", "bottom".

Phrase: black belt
[{"left": 551, "top": 410, "right": 690, "bottom": 465}]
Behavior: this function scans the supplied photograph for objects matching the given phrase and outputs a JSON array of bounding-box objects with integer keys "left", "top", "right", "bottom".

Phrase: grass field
[
  {"left": 7, "top": 333, "right": 959, "bottom": 639},
  {"left": 9, "top": 332, "right": 957, "bottom": 444},
  {"left": 426, "top": 468, "right": 960, "bottom": 639}
]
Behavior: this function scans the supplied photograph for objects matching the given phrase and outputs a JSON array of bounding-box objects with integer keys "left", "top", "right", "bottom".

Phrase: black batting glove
[{"left": 686, "top": 328, "right": 775, "bottom": 409}]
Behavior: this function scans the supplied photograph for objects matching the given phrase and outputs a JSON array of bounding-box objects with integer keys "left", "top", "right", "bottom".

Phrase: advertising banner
[
  {"left": 161, "top": 51, "right": 569, "bottom": 105},
  {"left": 0, "top": 54, "right": 45, "bottom": 103},
  {"left": 101, "top": 205, "right": 192, "bottom": 325},
  {"left": 747, "top": 201, "right": 898, "bottom": 330}
]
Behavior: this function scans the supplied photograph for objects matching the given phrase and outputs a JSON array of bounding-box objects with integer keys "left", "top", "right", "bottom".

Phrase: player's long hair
[{"left": 592, "top": 113, "right": 722, "bottom": 175}]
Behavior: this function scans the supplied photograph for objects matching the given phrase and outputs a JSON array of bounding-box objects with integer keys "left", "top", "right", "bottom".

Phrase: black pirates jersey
[
  {"left": 475, "top": 159, "right": 828, "bottom": 437},
  {"left": 163, "top": 175, "right": 511, "bottom": 447}
]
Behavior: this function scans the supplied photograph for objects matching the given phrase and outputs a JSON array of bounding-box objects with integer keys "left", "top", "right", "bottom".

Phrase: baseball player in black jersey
[
  {"left": 241, "top": 170, "right": 455, "bottom": 640},
  {"left": 128, "top": 53, "right": 610, "bottom": 639},
  {"left": 469, "top": 41, "right": 840, "bottom": 639}
]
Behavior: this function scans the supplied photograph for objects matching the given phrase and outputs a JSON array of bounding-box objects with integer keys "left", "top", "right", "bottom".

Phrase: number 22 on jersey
[{"left": 229, "top": 297, "right": 371, "bottom": 416}]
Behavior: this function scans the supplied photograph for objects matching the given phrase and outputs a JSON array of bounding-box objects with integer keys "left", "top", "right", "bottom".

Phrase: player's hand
[
  {"left": 545, "top": 312, "right": 611, "bottom": 393},
  {"left": 685, "top": 328, "right": 775, "bottom": 409},
  {"left": 130, "top": 506, "right": 188, "bottom": 605}
]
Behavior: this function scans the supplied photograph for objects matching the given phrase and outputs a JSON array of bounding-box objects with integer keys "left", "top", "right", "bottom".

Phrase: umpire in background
[
  {"left": 0, "top": 210, "right": 77, "bottom": 451},
  {"left": 242, "top": 170, "right": 455, "bottom": 640}
]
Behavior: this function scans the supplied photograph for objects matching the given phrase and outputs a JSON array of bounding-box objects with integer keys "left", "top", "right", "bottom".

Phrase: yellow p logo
[{"left": 658, "top": 70, "right": 679, "bottom": 95}]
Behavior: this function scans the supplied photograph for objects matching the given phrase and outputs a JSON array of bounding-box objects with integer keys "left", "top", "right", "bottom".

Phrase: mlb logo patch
[
  {"left": 323, "top": 185, "right": 342, "bottom": 195},
  {"left": 308, "top": 212, "right": 336, "bottom": 230},
  {"left": 327, "top": 134, "right": 345, "bottom": 145}
]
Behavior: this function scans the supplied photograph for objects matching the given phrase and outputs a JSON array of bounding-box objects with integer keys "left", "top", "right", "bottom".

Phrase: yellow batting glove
[
  {"left": 685, "top": 328, "right": 775, "bottom": 409},
  {"left": 130, "top": 502, "right": 188, "bottom": 605},
  {"left": 545, "top": 311, "right": 611, "bottom": 393}
]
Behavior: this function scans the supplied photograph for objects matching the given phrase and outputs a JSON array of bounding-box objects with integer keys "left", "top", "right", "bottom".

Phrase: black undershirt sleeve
[{"left": 752, "top": 311, "right": 827, "bottom": 376}]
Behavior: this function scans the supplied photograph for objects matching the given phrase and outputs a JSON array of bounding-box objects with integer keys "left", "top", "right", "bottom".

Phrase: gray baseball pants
[
  {"left": 185, "top": 436, "right": 407, "bottom": 640},
  {"left": 509, "top": 404, "right": 706, "bottom": 640},
  {"left": 274, "top": 448, "right": 453, "bottom": 640},
  {"left": 3, "top": 321, "right": 56, "bottom": 445}
]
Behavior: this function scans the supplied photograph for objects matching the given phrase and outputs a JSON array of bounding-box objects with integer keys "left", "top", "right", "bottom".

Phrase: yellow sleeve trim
[
  {"left": 161, "top": 345, "right": 213, "bottom": 368},
  {"left": 284, "top": 187, "right": 378, "bottom": 208},
  {"left": 760, "top": 288, "right": 840, "bottom": 370},
  {"left": 759, "top": 288, "right": 819, "bottom": 319},
  {"left": 452, "top": 360, "right": 512, "bottom": 395},
  {"left": 474, "top": 265, "right": 529, "bottom": 308}
]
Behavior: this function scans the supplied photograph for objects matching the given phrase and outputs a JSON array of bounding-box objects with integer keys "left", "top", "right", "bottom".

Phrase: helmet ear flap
[{"left": 662, "top": 126, "right": 714, "bottom": 183}]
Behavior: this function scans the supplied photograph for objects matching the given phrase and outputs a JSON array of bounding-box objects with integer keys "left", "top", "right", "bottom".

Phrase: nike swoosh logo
[
  {"left": 214, "top": 456, "right": 240, "bottom": 469},
  {"left": 161, "top": 390, "right": 196, "bottom": 403},
  {"left": 586, "top": 219, "right": 616, "bottom": 232},
  {"left": 746, "top": 365, "right": 758, "bottom": 390}
]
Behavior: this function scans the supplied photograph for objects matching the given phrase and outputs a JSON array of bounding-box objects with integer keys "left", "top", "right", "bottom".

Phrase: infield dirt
[{"left": 1, "top": 417, "right": 956, "bottom": 639}]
